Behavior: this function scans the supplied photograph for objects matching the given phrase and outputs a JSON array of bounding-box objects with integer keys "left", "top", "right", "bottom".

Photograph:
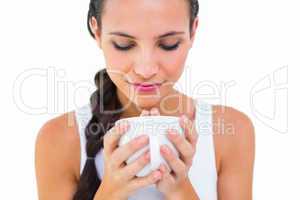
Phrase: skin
[
  {"left": 35, "top": 0, "right": 255, "bottom": 199},
  {"left": 93, "top": 0, "right": 196, "bottom": 115}
]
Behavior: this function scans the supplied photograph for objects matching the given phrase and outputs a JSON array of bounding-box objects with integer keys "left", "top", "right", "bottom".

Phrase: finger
[
  {"left": 103, "top": 121, "right": 130, "bottom": 156},
  {"left": 159, "top": 163, "right": 175, "bottom": 182},
  {"left": 120, "top": 149, "right": 150, "bottom": 180},
  {"left": 159, "top": 163, "right": 171, "bottom": 174},
  {"left": 150, "top": 107, "right": 160, "bottom": 116},
  {"left": 180, "top": 115, "right": 198, "bottom": 148},
  {"left": 111, "top": 134, "right": 149, "bottom": 168},
  {"left": 128, "top": 170, "right": 162, "bottom": 192},
  {"left": 166, "top": 129, "right": 195, "bottom": 166},
  {"left": 140, "top": 110, "right": 150, "bottom": 116},
  {"left": 160, "top": 144, "right": 187, "bottom": 180}
]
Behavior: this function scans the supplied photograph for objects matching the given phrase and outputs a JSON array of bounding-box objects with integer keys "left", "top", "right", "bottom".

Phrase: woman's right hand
[{"left": 94, "top": 110, "right": 162, "bottom": 200}]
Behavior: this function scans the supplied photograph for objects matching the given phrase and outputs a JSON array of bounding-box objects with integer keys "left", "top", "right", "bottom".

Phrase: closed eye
[
  {"left": 159, "top": 42, "right": 180, "bottom": 51},
  {"left": 112, "top": 41, "right": 135, "bottom": 51},
  {"left": 112, "top": 41, "right": 181, "bottom": 51}
]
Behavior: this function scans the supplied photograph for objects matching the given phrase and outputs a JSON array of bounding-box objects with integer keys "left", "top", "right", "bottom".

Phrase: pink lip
[{"left": 132, "top": 83, "right": 162, "bottom": 92}]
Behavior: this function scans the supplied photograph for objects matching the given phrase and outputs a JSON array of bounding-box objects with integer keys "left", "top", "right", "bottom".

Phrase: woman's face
[{"left": 91, "top": 0, "right": 198, "bottom": 110}]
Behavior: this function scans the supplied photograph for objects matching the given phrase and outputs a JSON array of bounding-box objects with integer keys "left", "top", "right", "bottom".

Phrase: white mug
[{"left": 116, "top": 115, "right": 184, "bottom": 177}]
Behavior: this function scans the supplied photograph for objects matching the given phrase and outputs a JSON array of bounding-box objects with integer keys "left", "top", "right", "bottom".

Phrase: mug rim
[{"left": 116, "top": 115, "right": 180, "bottom": 123}]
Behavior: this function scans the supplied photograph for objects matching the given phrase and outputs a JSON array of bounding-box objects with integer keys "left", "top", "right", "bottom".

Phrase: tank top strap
[
  {"left": 74, "top": 104, "right": 92, "bottom": 174},
  {"left": 189, "top": 99, "right": 218, "bottom": 200}
]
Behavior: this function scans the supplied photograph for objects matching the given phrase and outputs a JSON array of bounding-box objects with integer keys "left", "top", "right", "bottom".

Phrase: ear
[
  {"left": 189, "top": 17, "right": 199, "bottom": 49},
  {"left": 89, "top": 16, "right": 102, "bottom": 49}
]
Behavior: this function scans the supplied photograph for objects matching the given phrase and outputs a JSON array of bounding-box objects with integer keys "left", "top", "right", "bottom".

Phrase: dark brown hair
[{"left": 73, "top": 1, "right": 199, "bottom": 199}]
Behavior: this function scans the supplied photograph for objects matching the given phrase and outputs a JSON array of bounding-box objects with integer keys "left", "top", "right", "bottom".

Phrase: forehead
[{"left": 101, "top": 0, "right": 190, "bottom": 37}]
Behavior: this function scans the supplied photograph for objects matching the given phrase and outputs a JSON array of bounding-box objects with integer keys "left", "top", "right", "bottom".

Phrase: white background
[{"left": 0, "top": 0, "right": 299, "bottom": 199}]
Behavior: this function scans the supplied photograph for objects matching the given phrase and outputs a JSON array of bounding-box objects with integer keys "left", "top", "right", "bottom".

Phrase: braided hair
[{"left": 73, "top": 1, "right": 199, "bottom": 199}]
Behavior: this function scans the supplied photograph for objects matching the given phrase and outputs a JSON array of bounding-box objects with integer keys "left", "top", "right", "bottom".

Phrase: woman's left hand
[{"left": 145, "top": 107, "right": 199, "bottom": 199}]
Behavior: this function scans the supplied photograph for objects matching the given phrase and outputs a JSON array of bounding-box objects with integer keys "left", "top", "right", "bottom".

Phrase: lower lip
[{"left": 133, "top": 84, "right": 161, "bottom": 92}]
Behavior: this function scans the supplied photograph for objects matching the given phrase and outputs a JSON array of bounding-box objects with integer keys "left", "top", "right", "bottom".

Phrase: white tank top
[{"left": 75, "top": 99, "right": 218, "bottom": 200}]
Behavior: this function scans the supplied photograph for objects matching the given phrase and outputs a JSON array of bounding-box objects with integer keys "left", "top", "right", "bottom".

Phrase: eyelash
[{"left": 112, "top": 41, "right": 180, "bottom": 51}]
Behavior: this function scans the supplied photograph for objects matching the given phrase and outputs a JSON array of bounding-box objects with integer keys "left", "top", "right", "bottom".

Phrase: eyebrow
[{"left": 108, "top": 31, "right": 185, "bottom": 39}]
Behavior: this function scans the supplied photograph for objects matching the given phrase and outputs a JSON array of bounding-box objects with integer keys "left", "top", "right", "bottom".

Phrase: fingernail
[
  {"left": 161, "top": 145, "right": 170, "bottom": 154},
  {"left": 141, "top": 110, "right": 150, "bottom": 116},
  {"left": 151, "top": 107, "right": 160, "bottom": 115},
  {"left": 144, "top": 150, "right": 150, "bottom": 160},
  {"left": 159, "top": 164, "right": 166, "bottom": 173},
  {"left": 181, "top": 115, "right": 188, "bottom": 123},
  {"left": 153, "top": 171, "right": 162, "bottom": 180}
]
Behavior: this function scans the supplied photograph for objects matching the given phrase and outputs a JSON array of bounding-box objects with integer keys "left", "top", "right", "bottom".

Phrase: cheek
[
  {"left": 160, "top": 49, "right": 188, "bottom": 82},
  {"left": 102, "top": 48, "right": 132, "bottom": 85},
  {"left": 103, "top": 49, "right": 130, "bottom": 72},
  {"left": 100, "top": 52, "right": 129, "bottom": 98}
]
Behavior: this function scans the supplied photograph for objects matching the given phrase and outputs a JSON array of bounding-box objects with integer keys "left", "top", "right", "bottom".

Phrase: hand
[
  {"left": 94, "top": 111, "right": 163, "bottom": 200},
  {"left": 141, "top": 107, "right": 199, "bottom": 199}
]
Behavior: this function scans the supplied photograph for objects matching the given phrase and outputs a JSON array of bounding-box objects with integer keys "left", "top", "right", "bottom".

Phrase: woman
[{"left": 35, "top": 0, "right": 255, "bottom": 199}]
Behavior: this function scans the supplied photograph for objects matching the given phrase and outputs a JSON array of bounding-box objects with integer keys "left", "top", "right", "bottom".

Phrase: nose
[{"left": 133, "top": 47, "right": 159, "bottom": 79}]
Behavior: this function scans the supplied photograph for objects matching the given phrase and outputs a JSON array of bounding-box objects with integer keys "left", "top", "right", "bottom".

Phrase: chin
[{"left": 133, "top": 95, "right": 161, "bottom": 110}]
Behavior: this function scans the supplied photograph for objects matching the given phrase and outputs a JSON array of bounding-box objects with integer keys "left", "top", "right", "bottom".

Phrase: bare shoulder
[
  {"left": 35, "top": 111, "right": 81, "bottom": 198},
  {"left": 212, "top": 105, "right": 255, "bottom": 174}
]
